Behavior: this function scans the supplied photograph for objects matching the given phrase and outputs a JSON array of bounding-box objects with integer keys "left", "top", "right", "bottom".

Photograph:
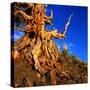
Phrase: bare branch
[
  {"left": 44, "top": 10, "right": 53, "bottom": 20},
  {"left": 50, "top": 29, "right": 66, "bottom": 39},
  {"left": 14, "top": 10, "right": 33, "bottom": 21},
  {"left": 63, "top": 14, "right": 73, "bottom": 36}
]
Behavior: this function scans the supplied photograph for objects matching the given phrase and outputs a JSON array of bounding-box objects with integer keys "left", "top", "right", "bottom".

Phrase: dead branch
[
  {"left": 15, "top": 10, "right": 33, "bottom": 21},
  {"left": 63, "top": 14, "right": 73, "bottom": 36}
]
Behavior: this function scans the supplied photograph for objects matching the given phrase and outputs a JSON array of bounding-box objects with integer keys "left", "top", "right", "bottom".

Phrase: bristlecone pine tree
[{"left": 11, "top": 2, "right": 87, "bottom": 87}]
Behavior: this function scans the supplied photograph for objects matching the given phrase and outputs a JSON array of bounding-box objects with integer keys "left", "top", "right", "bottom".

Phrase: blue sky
[{"left": 12, "top": 4, "right": 88, "bottom": 62}]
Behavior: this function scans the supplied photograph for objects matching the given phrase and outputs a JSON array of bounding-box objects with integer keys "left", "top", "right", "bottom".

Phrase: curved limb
[
  {"left": 44, "top": 10, "right": 53, "bottom": 24},
  {"left": 44, "top": 10, "right": 53, "bottom": 20},
  {"left": 50, "top": 14, "right": 73, "bottom": 39},
  {"left": 15, "top": 10, "right": 33, "bottom": 21}
]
